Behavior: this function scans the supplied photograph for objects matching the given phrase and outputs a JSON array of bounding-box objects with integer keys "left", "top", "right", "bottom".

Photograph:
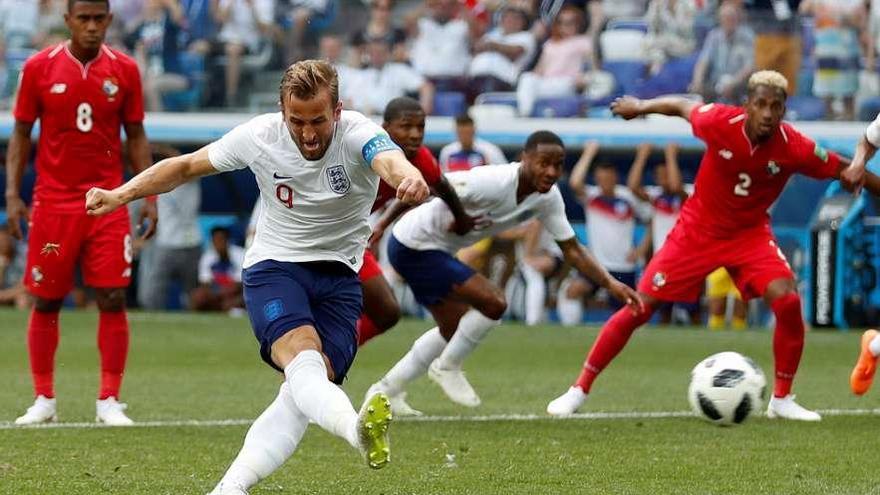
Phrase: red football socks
[
  {"left": 574, "top": 306, "right": 654, "bottom": 393},
  {"left": 771, "top": 292, "right": 805, "bottom": 398},
  {"left": 356, "top": 315, "right": 382, "bottom": 347},
  {"left": 98, "top": 311, "right": 129, "bottom": 400},
  {"left": 27, "top": 309, "right": 60, "bottom": 398}
]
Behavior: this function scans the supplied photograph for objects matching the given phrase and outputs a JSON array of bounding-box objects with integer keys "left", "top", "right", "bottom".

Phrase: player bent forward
[
  {"left": 85, "top": 60, "right": 430, "bottom": 494},
  {"left": 367, "top": 131, "right": 642, "bottom": 415},
  {"left": 547, "top": 71, "right": 880, "bottom": 421}
]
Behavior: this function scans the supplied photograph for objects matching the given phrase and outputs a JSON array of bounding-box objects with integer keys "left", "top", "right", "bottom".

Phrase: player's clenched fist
[
  {"left": 396, "top": 176, "right": 430, "bottom": 204},
  {"left": 85, "top": 187, "right": 124, "bottom": 216},
  {"left": 610, "top": 96, "right": 643, "bottom": 120}
]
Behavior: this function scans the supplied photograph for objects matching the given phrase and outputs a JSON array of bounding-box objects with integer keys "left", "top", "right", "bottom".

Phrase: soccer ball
[{"left": 688, "top": 351, "right": 766, "bottom": 426}]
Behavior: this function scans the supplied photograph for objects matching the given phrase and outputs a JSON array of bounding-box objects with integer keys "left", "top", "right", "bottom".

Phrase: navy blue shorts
[
  {"left": 387, "top": 234, "right": 476, "bottom": 307},
  {"left": 242, "top": 260, "right": 363, "bottom": 384}
]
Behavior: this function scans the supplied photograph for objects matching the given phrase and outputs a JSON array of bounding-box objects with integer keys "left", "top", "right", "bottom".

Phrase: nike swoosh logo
[{"left": 273, "top": 172, "right": 293, "bottom": 180}]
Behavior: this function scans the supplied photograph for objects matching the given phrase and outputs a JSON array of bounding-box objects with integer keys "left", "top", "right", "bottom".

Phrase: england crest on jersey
[{"left": 326, "top": 165, "right": 351, "bottom": 194}]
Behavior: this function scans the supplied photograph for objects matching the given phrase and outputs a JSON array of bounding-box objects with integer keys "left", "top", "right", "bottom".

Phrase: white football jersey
[
  {"left": 867, "top": 112, "right": 880, "bottom": 148},
  {"left": 208, "top": 111, "right": 398, "bottom": 271},
  {"left": 393, "top": 163, "right": 575, "bottom": 253}
]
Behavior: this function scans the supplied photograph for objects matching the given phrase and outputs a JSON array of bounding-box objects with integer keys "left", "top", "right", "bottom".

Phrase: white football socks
[
  {"left": 434, "top": 309, "right": 500, "bottom": 370},
  {"left": 216, "top": 382, "right": 308, "bottom": 491},
  {"left": 870, "top": 334, "right": 880, "bottom": 357},
  {"left": 380, "top": 327, "right": 447, "bottom": 396},
  {"left": 284, "top": 350, "right": 359, "bottom": 450},
  {"left": 521, "top": 263, "right": 547, "bottom": 326}
]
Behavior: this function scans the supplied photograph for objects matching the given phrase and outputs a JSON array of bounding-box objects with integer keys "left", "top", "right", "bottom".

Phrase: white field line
[{"left": 1, "top": 408, "right": 880, "bottom": 430}]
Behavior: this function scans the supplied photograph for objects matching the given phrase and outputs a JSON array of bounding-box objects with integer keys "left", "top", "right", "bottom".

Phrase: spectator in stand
[
  {"left": 190, "top": 226, "right": 245, "bottom": 313},
  {"left": 516, "top": 5, "right": 594, "bottom": 117},
  {"left": 0, "top": 226, "right": 27, "bottom": 309},
  {"left": 644, "top": 0, "right": 698, "bottom": 75},
  {"left": 138, "top": 146, "right": 203, "bottom": 310},
  {"left": 350, "top": 0, "right": 408, "bottom": 66},
  {"left": 127, "top": 0, "right": 189, "bottom": 111},
  {"left": 439, "top": 114, "right": 507, "bottom": 171},
  {"left": 348, "top": 38, "right": 434, "bottom": 116},
  {"left": 557, "top": 141, "right": 649, "bottom": 325},
  {"left": 690, "top": 0, "right": 754, "bottom": 103},
  {"left": 34, "top": 0, "right": 67, "bottom": 49},
  {"left": 799, "top": 0, "right": 865, "bottom": 121},
  {"left": 409, "top": 0, "right": 474, "bottom": 92},
  {"left": 743, "top": 0, "right": 803, "bottom": 94},
  {"left": 588, "top": 0, "right": 648, "bottom": 35},
  {"left": 0, "top": 0, "right": 39, "bottom": 49},
  {"left": 281, "top": 0, "right": 336, "bottom": 64},
  {"left": 868, "top": 0, "right": 880, "bottom": 74},
  {"left": 317, "top": 33, "right": 357, "bottom": 106},
  {"left": 214, "top": 0, "right": 275, "bottom": 106},
  {"left": 468, "top": 5, "right": 536, "bottom": 94},
  {"left": 180, "top": 0, "right": 214, "bottom": 54}
]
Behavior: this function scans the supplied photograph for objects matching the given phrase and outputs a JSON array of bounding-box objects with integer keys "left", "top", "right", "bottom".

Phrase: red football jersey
[
  {"left": 14, "top": 43, "right": 144, "bottom": 212},
  {"left": 679, "top": 103, "right": 840, "bottom": 238},
  {"left": 372, "top": 145, "right": 442, "bottom": 212}
]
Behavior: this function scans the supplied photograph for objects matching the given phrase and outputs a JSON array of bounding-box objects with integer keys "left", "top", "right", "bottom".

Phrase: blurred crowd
[{"left": 0, "top": 0, "right": 878, "bottom": 119}]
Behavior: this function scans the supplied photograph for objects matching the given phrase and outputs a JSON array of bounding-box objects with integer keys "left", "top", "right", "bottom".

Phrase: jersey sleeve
[
  {"left": 122, "top": 60, "right": 145, "bottom": 124},
  {"left": 13, "top": 58, "right": 41, "bottom": 123},
  {"left": 344, "top": 116, "right": 400, "bottom": 168},
  {"left": 198, "top": 252, "right": 213, "bottom": 284},
  {"left": 539, "top": 188, "right": 577, "bottom": 241},
  {"left": 207, "top": 120, "right": 263, "bottom": 172},
  {"left": 789, "top": 127, "right": 841, "bottom": 180},
  {"left": 689, "top": 103, "right": 736, "bottom": 145},
  {"left": 866, "top": 113, "right": 880, "bottom": 148}
]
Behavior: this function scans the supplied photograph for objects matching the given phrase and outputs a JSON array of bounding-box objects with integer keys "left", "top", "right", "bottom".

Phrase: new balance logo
[
  {"left": 50, "top": 83, "right": 66, "bottom": 94},
  {"left": 719, "top": 149, "right": 733, "bottom": 160}
]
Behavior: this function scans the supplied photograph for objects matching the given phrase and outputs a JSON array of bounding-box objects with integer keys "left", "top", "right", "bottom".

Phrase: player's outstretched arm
[
  {"left": 371, "top": 150, "right": 430, "bottom": 204},
  {"left": 557, "top": 237, "right": 645, "bottom": 315},
  {"left": 433, "top": 175, "right": 476, "bottom": 235},
  {"left": 611, "top": 95, "right": 699, "bottom": 121},
  {"left": 86, "top": 146, "right": 219, "bottom": 216},
  {"left": 4, "top": 121, "right": 34, "bottom": 240}
]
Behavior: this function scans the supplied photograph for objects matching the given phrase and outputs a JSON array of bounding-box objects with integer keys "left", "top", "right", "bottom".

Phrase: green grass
[{"left": 0, "top": 309, "right": 878, "bottom": 494}]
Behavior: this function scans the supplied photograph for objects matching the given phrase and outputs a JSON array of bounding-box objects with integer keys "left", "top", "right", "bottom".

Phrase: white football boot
[
  {"left": 14, "top": 395, "right": 57, "bottom": 425},
  {"left": 766, "top": 394, "right": 821, "bottom": 421},
  {"left": 206, "top": 482, "right": 249, "bottom": 495},
  {"left": 96, "top": 397, "right": 134, "bottom": 426},
  {"left": 365, "top": 382, "right": 423, "bottom": 417},
  {"left": 428, "top": 361, "right": 481, "bottom": 407},
  {"left": 546, "top": 386, "right": 588, "bottom": 416}
]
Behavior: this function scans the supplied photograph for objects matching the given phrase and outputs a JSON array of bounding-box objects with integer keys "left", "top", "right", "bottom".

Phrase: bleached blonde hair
[{"left": 747, "top": 70, "right": 789, "bottom": 96}]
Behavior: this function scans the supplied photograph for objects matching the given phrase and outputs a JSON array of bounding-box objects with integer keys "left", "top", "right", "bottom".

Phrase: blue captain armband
[{"left": 361, "top": 134, "right": 400, "bottom": 165}]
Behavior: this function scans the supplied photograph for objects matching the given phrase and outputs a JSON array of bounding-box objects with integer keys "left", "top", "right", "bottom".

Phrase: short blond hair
[
  {"left": 747, "top": 70, "right": 789, "bottom": 96},
  {"left": 279, "top": 60, "right": 339, "bottom": 106}
]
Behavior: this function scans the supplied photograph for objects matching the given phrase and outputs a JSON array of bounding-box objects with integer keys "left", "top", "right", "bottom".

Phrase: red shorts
[
  {"left": 358, "top": 249, "right": 384, "bottom": 282},
  {"left": 638, "top": 223, "right": 794, "bottom": 302},
  {"left": 24, "top": 207, "right": 132, "bottom": 299}
]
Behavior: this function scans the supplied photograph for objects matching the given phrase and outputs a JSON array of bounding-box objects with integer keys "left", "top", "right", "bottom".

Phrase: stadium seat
[
  {"left": 162, "top": 52, "right": 207, "bottom": 111},
  {"left": 474, "top": 91, "right": 518, "bottom": 109},
  {"left": 801, "top": 18, "right": 816, "bottom": 58},
  {"left": 599, "top": 29, "right": 647, "bottom": 62},
  {"left": 531, "top": 96, "right": 584, "bottom": 118},
  {"left": 469, "top": 104, "right": 517, "bottom": 121},
  {"left": 603, "top": 61, "right": 647, "bottom": 96},
  {"left": 636, "top": 54, "right": 698, "bottom": 98},
  {"left": 786, "top": 95, "right": 826, "bottom": 121},
  {"left": 859, "top": 97, "right": 880, "bottom": 121},
  {"left": 433, "top": 91, "right": 467, "bottom": 116},
  {"left": 606, "top": 18, "right": 648, "bottom": 33}
]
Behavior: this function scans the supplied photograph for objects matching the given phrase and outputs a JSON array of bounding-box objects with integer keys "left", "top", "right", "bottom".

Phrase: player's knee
[
  {"left": 95, "top": 289, "right": 126, "bottom": 312},
  {"left": 34, "top": 297, "right": 62, "bottom": 313},
  {"left": 771, "top": 291, "right": 802, "bottom": 320},
  {"left": 482, "top": 294, "right": 507, "bottom": 321}
]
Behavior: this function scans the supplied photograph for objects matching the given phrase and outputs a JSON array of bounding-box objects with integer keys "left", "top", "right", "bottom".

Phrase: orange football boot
[{"left": 851, "top": 329, "right": 880, "bottom": 395}]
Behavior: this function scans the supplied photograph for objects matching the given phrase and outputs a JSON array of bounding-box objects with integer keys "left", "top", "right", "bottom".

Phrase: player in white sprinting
[
  {"left": 367, "top": 131, "right": 643, "bottom": 414},
  {"left": 84, "top": 61, "right": 430, "bottom": 495}
]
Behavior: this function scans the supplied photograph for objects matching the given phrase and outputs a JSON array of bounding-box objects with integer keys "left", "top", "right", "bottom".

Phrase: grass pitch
[{"left": 0, "top": 309, "right": 877, "bottom": 494}]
